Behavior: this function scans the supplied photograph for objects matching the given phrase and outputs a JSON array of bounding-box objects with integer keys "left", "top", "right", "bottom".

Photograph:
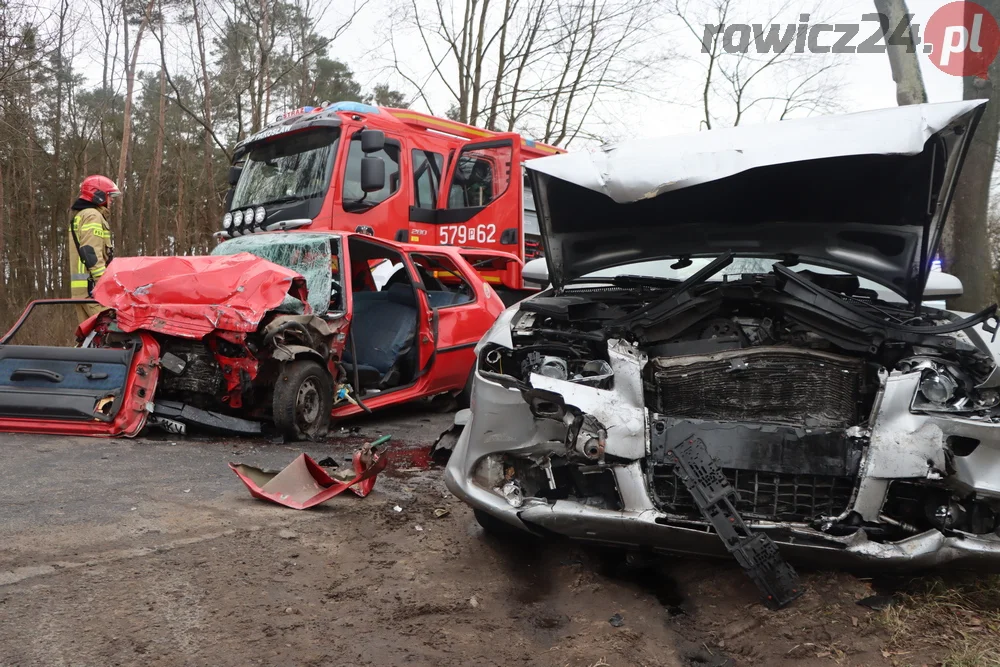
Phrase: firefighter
[{"left": 69, "top": 175, "right": 120, "bottom": 323}]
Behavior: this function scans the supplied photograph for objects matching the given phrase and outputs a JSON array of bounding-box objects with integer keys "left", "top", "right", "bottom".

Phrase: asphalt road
[{"left": 0, "top": 405, "right": 900, "bottom": 667}]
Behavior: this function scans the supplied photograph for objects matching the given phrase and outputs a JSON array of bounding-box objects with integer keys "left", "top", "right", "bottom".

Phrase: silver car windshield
[{"left": 582, "top": 257, "right": 901, "bottom": 298}]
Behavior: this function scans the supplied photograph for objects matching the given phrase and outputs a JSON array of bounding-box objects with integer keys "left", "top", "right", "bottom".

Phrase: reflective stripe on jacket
[{"left": 68, "top": 207, "right": 112, "bottom": 297}]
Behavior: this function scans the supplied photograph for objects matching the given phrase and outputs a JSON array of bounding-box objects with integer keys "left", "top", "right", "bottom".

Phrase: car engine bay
[{"left": 475, "top": 259, "right": 1000, "bottom": 547}]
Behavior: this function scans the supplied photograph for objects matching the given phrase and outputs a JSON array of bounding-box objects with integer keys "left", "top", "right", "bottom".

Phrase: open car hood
[
  {"left": 93, "top": 254, "right": 309, "bottom": 339},
  {"left": 527, "top": 100, "right": 986, "bottom": 301}
]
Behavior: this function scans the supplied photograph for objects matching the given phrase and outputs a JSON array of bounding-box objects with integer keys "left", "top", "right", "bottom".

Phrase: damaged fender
[{"left": 524, "top": 339, "right": 647, "bottom": 460}]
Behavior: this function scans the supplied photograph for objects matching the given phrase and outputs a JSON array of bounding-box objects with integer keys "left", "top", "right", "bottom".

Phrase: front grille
[
  {"left": 649, "top": 347, "right": 863, "bottom": 428},
  {"left": 650, "top": 464, "right": 854, "bottom": 523}
]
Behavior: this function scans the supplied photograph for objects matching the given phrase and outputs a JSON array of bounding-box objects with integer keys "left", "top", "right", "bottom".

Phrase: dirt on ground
[{"left": 0, "top": 405, "right": 995, "bottom": 666}]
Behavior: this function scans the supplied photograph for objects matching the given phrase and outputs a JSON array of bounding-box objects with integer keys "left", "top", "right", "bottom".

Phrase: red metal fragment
[{"left": 229, "top": 449, "right": 386, "bottom": 509}]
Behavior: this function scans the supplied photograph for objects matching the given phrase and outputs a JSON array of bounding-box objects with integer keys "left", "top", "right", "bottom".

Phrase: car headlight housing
[
  {"left": 920, "top": 369, "right": 957, "bottom": 404},
  {"left": 254, "top": 206, "right": 266, "bottom": 225},
  {"left": 244, "top": 208, "right": 255, "bottom": 232},
  {"left": 222, "top": 212, "right": 233, "bottom": 230},
  {"left": 232, "top": 209, "right": 244, "bottom": 236}
]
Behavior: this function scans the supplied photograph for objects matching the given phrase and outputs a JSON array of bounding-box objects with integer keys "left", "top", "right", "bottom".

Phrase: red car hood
[{"left": 93, "top": 254, "right": 309, "bottom": 338}]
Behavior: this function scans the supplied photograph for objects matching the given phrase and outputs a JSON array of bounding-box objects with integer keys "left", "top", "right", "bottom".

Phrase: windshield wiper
[
  {"left": 565, "top": 274, "right": 676, "bottom": 288},
  {"left": 258, "top": 194, "right": 306, "bottom": 206},
  {"left": 242, "top": 192, "right": 324, "bottom": 208},
  {"left": 611, "top": 253, "right": 734, "bottom": 332},
  {"left": 610, "top": 274, "right": 679, "bottom": 288}
]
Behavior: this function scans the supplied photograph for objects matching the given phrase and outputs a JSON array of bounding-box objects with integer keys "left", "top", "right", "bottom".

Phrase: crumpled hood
[
  {"left": 93, "top": 253, "right": 309, "bottom": 338},
  {"left": 527, "top": 100, "right": 986, "bottom": 301}
]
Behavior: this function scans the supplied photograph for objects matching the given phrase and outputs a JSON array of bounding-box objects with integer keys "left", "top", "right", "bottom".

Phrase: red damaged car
[{"left": 0, "top": 232, "right": 516, "bottom": 439}]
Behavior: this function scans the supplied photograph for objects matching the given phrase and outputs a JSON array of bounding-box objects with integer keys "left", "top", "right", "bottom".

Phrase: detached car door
[{"left": 0, "top": 300, "right": 160, "bottom": 437}]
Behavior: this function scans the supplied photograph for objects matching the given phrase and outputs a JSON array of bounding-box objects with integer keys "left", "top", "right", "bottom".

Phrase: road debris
[
  {"left": 230, "top": 437, "right": 389, "bottom": 509},
  {"left": 857, "top": 594, "right": 896, "bottom": 611},
  {"left": 609, "top": 613, "right": 624, "bottom": 627},
  {"left": 433, "top": 508, "right": 450, "bottom": 518},
  {"left": 430, "top": 409, "right": 469, "bottom": 463}
]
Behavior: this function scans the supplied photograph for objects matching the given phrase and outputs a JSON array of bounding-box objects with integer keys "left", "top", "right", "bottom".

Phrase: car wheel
[
  {"left": 273, "top": 360, "right": 332, "bottom": 440},
  {"left": 473, "top": 508, "right": 530, "bottom": 539}
]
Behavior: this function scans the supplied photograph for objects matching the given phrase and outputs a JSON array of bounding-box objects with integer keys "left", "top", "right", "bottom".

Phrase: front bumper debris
[
  {"left": 669, "top": 437, "right": 803, "bottom": 608},
  {"left": 446, "top": 370, "right": 1000, "bottom": 571}
]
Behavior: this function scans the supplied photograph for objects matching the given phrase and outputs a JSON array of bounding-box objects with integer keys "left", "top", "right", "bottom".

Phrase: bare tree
[
  {"left": 670, "top": 0, "right": 843, "bottom": 129},
  {"left": 116, "top": 0, "right": 157, "bottom": 252},
  {"left": 395, "top": 0, "right": 657, "bottom": 146},
  {"left": 873, "top": 0, "right": 925, "bottom": 105}
]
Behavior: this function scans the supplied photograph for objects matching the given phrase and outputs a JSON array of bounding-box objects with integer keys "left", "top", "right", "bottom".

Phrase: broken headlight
[{"left": 903, "top": 357, "right": 999, "bottom": 413}]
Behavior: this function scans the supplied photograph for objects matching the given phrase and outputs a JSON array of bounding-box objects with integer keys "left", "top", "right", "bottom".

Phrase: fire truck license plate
[{"left": 438, "top": 224, "right": 497, "bottom": 245}]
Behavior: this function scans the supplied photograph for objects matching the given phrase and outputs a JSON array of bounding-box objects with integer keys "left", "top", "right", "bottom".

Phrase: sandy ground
[{"left": 0, "top": 405, "right": 933, "bottom": 666}]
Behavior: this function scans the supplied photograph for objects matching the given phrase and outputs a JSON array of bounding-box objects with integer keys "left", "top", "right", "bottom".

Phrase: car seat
[{"left": 342, "top": 285, "right": 419, "bottom": 391}]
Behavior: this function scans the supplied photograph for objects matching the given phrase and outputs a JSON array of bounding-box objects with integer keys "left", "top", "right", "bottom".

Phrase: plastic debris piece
[
  {"left": 415, "top": 525, "right": 423, "bottom": 531},
  {"left": 434, "top": 508, "right": 450, "bottom": 518},
  {"left": 609, "top": 613, "right": 624, "bottom": 627},
  {"left": 393, "top": 505, "right": 403, "bottom": 512}
]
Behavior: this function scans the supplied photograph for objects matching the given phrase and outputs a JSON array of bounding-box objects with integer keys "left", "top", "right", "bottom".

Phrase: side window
[
  {"left": 446, "top": 143, "right": 512, "bottom": 209},
  {"left": 343, "top": 132, "right": 401, "bottom": 212},
  {"left": 410, "top": 253, "right": 475, "bottom": 308},
  {"left": 412, "top": 150, "right": 444, "bottom": 209}
]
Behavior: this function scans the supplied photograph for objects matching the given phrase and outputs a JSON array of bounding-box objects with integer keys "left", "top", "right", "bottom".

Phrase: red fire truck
[{"left": 220, "top": 102, "right": 562, "bottom": 292}]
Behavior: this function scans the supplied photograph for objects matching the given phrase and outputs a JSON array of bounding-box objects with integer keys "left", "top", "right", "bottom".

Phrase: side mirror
[
  {"left": 228, "top": 165, "right": 243, "bottom": 186},
  {"left": 360, "top": 130, "right": 385, "bottom": 154},
  {"left": 523, "top": 257, "right": 549, "bottom": 286},
  {"left": 361, "top": 156, "right": 386, "bottom": 193},
  {"left": 923, "top": 271, "right": 963, "bottom": 299}
]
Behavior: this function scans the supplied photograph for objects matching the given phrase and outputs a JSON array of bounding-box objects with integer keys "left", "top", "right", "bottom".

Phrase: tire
[{"left": 272, "top": 360, "right": 333, "bottom": 441}]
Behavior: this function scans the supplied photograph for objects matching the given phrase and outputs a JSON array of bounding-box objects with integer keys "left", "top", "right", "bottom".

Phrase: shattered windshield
[
  {"left": 211, "top": 234, "right": 337, "bottom": 315},
  {"left": 231, "top": 129, "right": 339, "bottom": 209}
]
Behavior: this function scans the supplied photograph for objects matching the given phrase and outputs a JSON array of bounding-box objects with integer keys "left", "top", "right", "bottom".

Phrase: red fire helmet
[{"left": 79, "top": 175, "right": 122, "bottom": 206}]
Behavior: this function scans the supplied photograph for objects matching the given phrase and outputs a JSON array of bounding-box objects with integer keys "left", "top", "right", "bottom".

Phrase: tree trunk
[
  {"left": 873, "top": 0, "right": 927, "bottom": 105},
  {"left": 941, "top": 64, "right": 1000, "bottom": 310},
  {"left": 116, "top": 0, "right": 157, "bottom": 254}
]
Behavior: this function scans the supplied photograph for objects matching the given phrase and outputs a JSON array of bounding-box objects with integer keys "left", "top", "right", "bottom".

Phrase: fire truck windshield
[{"left": 231, "top": 128, "right": 339, "bottom": 210}]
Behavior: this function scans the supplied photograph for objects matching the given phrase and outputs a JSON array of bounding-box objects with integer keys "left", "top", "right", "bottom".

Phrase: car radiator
[
  {"left": 648, "top": 346, "right": 864, "bottom": 428},
  {"left": 650, "top": 465, "right": 855, "bottom": 523}
]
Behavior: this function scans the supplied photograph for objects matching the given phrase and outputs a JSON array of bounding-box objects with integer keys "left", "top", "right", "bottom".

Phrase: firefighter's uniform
[{"left": 69, "top": 206, "right": 112, "bottom": 323}]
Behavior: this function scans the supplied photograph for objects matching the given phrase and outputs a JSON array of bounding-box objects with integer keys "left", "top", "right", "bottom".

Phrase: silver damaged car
[{"left": 445, "top": 99, "right": 1000, "bottom": 572}]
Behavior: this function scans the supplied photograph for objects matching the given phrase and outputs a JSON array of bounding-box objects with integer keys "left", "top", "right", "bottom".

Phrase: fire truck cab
[{"left": 220, "top": 102, "right": 562, "bottom": 293}]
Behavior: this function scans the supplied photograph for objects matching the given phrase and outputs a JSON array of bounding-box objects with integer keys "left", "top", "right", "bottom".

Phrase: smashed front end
[{"left": 445, "top": 268, "right": 1000, "bottom": 570}]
